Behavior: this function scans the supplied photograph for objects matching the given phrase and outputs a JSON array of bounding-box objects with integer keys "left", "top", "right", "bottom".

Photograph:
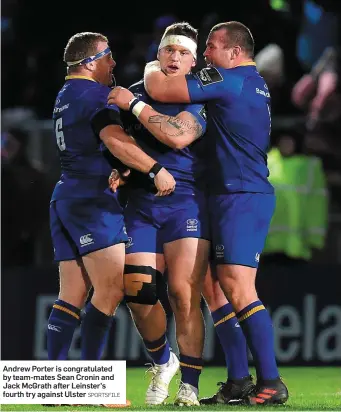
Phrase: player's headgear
[
  {"left": 158, "top": 35, "right": 197, "bottom": 60},
  {"left": 66, "top": 47, "right": 112, "bottom": 67}
]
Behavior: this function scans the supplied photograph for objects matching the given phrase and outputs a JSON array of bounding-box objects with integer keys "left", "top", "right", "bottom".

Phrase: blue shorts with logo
[
  {"left": 50, "top": 193, "right": 128, "bottom": 261},
  {"left": 209, "top": 193, "right": 275, "bottom": 267},
  {"left": 124, "top": 192, "right": 210, "bottom": 254}
]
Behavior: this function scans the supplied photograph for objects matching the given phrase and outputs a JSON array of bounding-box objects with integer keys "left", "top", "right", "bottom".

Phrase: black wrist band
[
  {"left": 148, "top": 162, "right": 163, "bottom": 180},
  {"left": 129, "top": 98, "right": 139, "bottom": 113}
]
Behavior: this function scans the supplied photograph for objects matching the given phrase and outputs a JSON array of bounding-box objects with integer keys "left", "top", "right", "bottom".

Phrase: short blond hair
[{"left": 63, "top": 32, "right": 108, "bottom": 66}]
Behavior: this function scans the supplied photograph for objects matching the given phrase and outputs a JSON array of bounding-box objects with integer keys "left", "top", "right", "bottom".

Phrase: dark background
[{"left": 1, "top": 0, "right": 341, "bottom": 364}]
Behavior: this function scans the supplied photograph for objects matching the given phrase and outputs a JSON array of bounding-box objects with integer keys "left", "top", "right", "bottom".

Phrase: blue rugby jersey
[
  {"left": 51, "top": 77, "right": 121, "bottom": 200},
  {"left": 186, "top": 63, "right": 274, "bottom": 194},
  {"left": 123, "top": 80, "right": 208, "bottom": 195}
]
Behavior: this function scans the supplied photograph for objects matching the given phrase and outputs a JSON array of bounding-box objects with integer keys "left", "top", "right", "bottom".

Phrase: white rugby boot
[
  {"left": 145, "top": 351, "right": 180, "bottom": 405},
  {"left": 174, "top": 382, "right": 200, "bottom": 406}
]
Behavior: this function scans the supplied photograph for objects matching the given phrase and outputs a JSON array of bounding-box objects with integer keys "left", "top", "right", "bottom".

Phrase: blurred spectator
[
  {"left": 291, "top": 46, "right": 340, "bottom": 129},
  {"left": 256, "top": 0, "right": 341, "bottom": 118},
  {"left": 296, "top": 0, "right": 339, "bottom": 71},
  {"left": 291, "top": 0, "right": 341, "bottom": 127},
  {"left": 263, "top": 128, "right": 328, "bottom": 263},
  {"left": 1, "top": 128, "right": 51, "bottom": 267}
]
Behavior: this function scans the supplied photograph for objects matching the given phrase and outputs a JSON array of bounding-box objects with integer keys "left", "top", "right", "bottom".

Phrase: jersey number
[{"left": 55, "top": 118, "right": 66, "bottom": 151}]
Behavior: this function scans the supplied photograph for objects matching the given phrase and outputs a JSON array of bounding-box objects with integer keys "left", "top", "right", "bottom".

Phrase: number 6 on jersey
[{"left": 55, "top": 118, "right": 66, "bottom": 151}]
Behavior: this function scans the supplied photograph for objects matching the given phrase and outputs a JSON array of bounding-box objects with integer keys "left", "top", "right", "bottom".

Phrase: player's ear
[
  {"left": 234, "top": 46, "right": 241, "bottom": 59},
  {"left": 85, "top": 61, "right": 95, "bottom": 71},
  {"left": 191, "top": 58, "right": 196, "bottom": 68}
]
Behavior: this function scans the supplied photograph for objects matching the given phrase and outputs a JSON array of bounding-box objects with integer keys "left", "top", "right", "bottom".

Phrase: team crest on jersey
[{"left": 197, "top": 67, "right": 223, "bottom": 87}]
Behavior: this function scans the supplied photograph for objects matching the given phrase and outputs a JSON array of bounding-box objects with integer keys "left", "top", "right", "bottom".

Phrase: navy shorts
[
  {"left": 124, "top": 192, "right": 210, "bottom": 254},
  {"left": 50, "top": 194, "right": 128, "bottom": 261},
  {"left": 209, "top": 193, "right": 275, "bottom": 267}
]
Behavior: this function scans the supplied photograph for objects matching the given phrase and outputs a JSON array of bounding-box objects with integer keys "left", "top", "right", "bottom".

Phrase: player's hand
[
  {"left": 144, "top": 60, "right": 161, "bottom": 78},
  {"left": 153, "top": 167, "right": 176, "bottom": 196},
  {"left": 107, "top": 87, "right": 135, "bottom": 110},
  {"left": 108, "top": 168, "right": 131, "bottom": 192}
]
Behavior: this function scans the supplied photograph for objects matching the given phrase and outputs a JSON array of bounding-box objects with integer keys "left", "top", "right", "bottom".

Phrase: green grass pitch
[{"left": 1, "top": 367, "right": 340, "bottom": 411}]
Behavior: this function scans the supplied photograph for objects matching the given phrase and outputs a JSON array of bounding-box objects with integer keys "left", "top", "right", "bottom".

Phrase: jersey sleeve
[
  {"left": 182, "top": 103, "right": 207, "bottom": 135},
  {"left": 89, "top": 87, "right": 123, "bottom": 134},
  {"left": 186, "top": 67, "right": 242, "bottom": 103}
]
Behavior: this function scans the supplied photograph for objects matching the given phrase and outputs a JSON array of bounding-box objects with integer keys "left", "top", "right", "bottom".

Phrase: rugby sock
[
  {"left": 211, "top": 303, "right": 249, "bottom": 380},
  {"left": 143, "top": 333, "right": 170, "bottom": 365},
  {"left": 47, "top": 299, "right": 81, "bottom": 360},
  {"left": 179, "top": 354, "right": 203, "bottom": 390},
  {"left": 237, "top": 300, "right": 279, "bottom": 380},
  {"left": 81, "top": 302, "right": 112, "bottom": 360}
]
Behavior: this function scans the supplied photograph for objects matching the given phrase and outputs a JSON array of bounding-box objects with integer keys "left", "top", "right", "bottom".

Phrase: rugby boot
[
  {"left": 200, "top": 375, "right": 255, "bottom": 405},
  {"left": 247, "top": 377, "right": 289, "bottom": 405},
  {"left": 145, "top": 351, "right": 179, "bottom": 405},
  {"left": 174, "top": 382, "right": 200, "bottom": 406}
]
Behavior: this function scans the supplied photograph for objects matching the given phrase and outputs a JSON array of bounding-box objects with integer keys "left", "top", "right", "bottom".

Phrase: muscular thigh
[
  {"left": 82, "top": 243, "right": 125, "bottom": 294},
  {"left": 164, "top": 237, "right": 209, "bottom": 294},
  {"left": 209, "top": 193, "right": 275, "bottom": 267}
]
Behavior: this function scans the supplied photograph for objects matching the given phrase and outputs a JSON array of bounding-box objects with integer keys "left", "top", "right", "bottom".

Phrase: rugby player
[
  {"left": 112, "top": 21, "right": 289, "bottom": 406},
  {"left": 48, "top": 31, "right": 175, "bottom": 363},
  {"left": 109, "top": 23, "right": 209, "bottom": 406}
]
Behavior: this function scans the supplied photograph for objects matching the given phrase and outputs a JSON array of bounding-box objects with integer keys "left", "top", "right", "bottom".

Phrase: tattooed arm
[{"left": 137, "top": 105, "right": 203, "bottom": 150}]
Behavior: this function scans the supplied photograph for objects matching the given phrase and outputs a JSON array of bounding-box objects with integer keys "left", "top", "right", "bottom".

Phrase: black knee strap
[{"left": 124, "top": 265, "right": 161, "bottom": 305}]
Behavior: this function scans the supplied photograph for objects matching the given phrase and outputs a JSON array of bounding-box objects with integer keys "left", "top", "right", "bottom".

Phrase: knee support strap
[{"left": 124, "top": 265, "right": 161, "bottom": 305}]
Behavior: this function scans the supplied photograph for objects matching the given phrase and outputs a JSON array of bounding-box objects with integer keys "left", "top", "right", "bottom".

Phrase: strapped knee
[{"left": 124, "top": 265, "right": 160, "bottom": 305}]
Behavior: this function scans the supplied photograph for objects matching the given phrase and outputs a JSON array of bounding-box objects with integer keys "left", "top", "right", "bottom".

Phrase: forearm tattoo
[{"left": 148, "top": 114, "right": 202, "bottom": 139}]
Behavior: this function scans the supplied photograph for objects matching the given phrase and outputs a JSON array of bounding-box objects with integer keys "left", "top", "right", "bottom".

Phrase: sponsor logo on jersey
[
  {"left": 48, "top": 324, "right": 62, "bottom": 332},
  {"left": 126, "top": 237, "right": 134, "bottom": 249},
  {"left": 53, "top": 103, "right": 70, "bottom": 114},
  {"left": 215, "top": 244, "right": 225, "bottom": 258},
  {"left": 256, "top": 87, "right": 270, "bottom": 98},
  {"left": 79, "top": 233, "right": 94, "bottom": 247},
  {"left": 197, "top": 67, "right": 223, "bottom": 86},
  {"left": 186, "top": 219, "right": 198, "bottom": 231}
]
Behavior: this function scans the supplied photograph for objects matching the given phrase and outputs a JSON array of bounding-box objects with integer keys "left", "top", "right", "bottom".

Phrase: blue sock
[
  {"left": 212, "top": 303, "right": 249, "bottom": 380},
  {"left": 237, "top": 300, "right": 279, "bottom": 381},
  {"left": 179, "top": 354, "right": 203, "bottom": 390},
  {"left": 81, "top": 302, "right": 112, "bottom": 360},
  {"left": 144, "top": 333, "right": 170, "bottom": 365},
  {"left": 47, "top": 299, "right": 80, "bottom": 360}
]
